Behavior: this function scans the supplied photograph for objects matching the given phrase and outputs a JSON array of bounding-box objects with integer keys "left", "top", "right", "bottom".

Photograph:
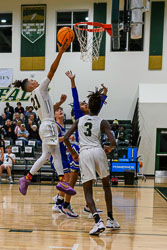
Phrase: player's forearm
[
  {"left": 64, "top": 138, "right": 76, "bottom": 155},
  {"left": 71, "top": 78, "right": 76, "bottom": 88},
  {"left": 47, "top": 51, "right": 63, "bottom": 80}
]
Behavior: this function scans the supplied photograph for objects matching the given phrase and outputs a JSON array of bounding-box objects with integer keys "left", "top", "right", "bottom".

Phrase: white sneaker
[
  {"left": 52, "top": 204, "right": 63, "bottom": 213},
  {"left": 53, "top": 194, "right": 59, "bottom": 203},
  {"left": 9, "top": 178, "right": 13, "bottom": 184},
  {"left": 106, "top": 218, "right": 120, "bottom": 229},
  {"left": 89, "top": 219, "right": 105, "bottom": 235}
]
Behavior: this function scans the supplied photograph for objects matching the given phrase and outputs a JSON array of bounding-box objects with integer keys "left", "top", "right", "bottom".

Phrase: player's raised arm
[
  {"left": 47, "top": 43, "right": 68, "bottom": 81},
  {"left": 101, "top": 120, "right": 116, "bottom": 154},
  {"left": 65, "top": 70, "right": 76, "bottom": 88},
  {"left": 54, "top": 94, "right": 67, "bottom": 112}
]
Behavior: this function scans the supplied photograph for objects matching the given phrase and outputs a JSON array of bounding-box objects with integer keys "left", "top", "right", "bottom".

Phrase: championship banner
[
  {"left": 20, "top": 5, "right": 46, "bottom": 71},
  {"left": 149, "top": 1, "right": 165, "bottom": 70},
  {"left": 92, "top": 3, "right": 107, "bottom": 70}
]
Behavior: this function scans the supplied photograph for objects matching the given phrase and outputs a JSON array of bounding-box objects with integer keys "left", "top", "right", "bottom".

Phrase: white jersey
[
  {"left": 30, "top": 77, "right": 54, "bottom": 121},
  {"left": 78, "top": 115, "right": 102, "bottom": 151},
  {"left": 3, "top": 153, "right": 15, "bottom": 166}
]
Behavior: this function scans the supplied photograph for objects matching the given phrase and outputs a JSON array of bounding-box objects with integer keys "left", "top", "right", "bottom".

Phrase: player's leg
[
  {"left": 19, "top": 143, "right": 51, "bottom": 195},
  {"left": 101, "top": 176, "right": 120, "bottom": 229},
  {"left": 6, "top": 166, "right": 13, "bottom": 184},
  {"left": 51, "top": 145, "right": 76, "bottom": 196},
  {"left": 61, "top": 171, "right": 79, "bottom": 217},
  {"left": 80, "top": 149, "right": 105, "bottom": 235},
  {"left": 95, "top": 148, "right": 120, "bottom": 229},
  {"left": 83, "top": 180, "right": 105, "bottom": 235},
  {"left": 52, "top": 172, "right": 70, "bottom": 212}
]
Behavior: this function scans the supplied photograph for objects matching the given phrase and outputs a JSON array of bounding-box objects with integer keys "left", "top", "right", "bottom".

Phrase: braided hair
[
  {"left": 87, "top": 87, "right": 106, "bottom": 115},
  {"left": 12, "top": 79, "right": 28, "bottom": 91}
]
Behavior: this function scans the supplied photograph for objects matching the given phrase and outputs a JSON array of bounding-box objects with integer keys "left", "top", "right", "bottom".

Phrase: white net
[{"left": 74, "top": 24, "right": 104, "bottom": 62}]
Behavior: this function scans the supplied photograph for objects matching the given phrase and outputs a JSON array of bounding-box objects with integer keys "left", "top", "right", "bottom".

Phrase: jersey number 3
[
  {"left": 31, "top": 95, "right": 40, "bottom": 111},
  {"left": 84, "top": 122, "right": 92, "bottom": 136}
]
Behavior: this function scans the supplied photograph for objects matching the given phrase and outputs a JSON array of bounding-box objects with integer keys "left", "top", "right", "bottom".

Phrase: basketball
[{"left": 57, "top": 27, "right": 75, "bottom": 47}]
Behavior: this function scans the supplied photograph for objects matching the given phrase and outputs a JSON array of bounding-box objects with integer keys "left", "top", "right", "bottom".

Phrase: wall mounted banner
[
  {"left": 0, "top": 69, "right": 13, "bottom": 87},
  {"left": 149, "top": 1, "right": 165, "bottom": 70},
  {"left": 20, "top": 5, "right": 46, "bottom": 71}
]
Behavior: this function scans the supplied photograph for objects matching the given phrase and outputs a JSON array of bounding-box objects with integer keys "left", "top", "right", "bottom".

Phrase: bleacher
[{"left": 2, "top": 119, "right": 138, "bottom": 184}]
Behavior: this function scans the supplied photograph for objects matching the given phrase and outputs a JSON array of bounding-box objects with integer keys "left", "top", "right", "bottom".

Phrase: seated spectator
[
  {"left": 4, "top": 102, "right": 14, "bottom": 120},
  {"left": 0, "top": 113, "right": 7, "bottom": 127},
  {"left": 15, "top": 102, "right": 24, "bottom": 114},
  {"left": 3, "top": 119, "right": 15, "bottom": 140},
  {"left": 0, "top": 145, "right": 15, "bottom": 184},
  {"left": 24, "top": 106, "right": 30, "bottom": 122},
  {"left": 13, "top": 113, "right": 24, "bottom": 127},
  {"left": 26, "top": 106, "right": 37, "bottom": 121},
  {"left": 0, "top": 135, "right": 4, "bottom": 183},
  {"left": 14, "top": 120, "right": 22, "bottom": 135},
  {"left": 28, "top": 124, "right": 41, "bottom": 145},
  {"left": 111, "top": 119, "right": 119, "bottom": 139},
  {"left": 17, "top": 124, "right": 29, "bottom": 143}
]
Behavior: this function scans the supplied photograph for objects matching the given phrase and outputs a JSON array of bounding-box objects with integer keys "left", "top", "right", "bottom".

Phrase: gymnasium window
[
  {"left": 111, "top": 11, "right": 144, "bottom": 52},
  {"left": 56, "top": 11, "right": 88, "bottom": 52},
  {"left": 0, "top": 13, "right": 12, "bottom": 53}
]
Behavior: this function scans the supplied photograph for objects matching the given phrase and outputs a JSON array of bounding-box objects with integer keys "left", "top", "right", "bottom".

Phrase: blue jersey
[
  {"left": 50, "top": 122, "right": 70, "bottom": 173},
  {"left": 68, "top": 143, "right": 80, "bottom": 171}
]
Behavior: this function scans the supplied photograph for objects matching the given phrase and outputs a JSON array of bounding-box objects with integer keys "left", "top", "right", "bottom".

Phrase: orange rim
[{"left": 74, "top": 22, "right": 105, "bottom": 33}]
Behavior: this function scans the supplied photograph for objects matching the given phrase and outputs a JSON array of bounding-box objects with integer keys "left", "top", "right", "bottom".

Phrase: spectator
[
  {"left": 112, "top": 119, "right": 119, "bottom": 139},
  {"left": 14, "top": 120, "right": 22, "bottom": 135},
  {"left": 0, "top": 134, "right": 4, "bottom": 183},
  {"left": 17, "top": 124, "right": 29, "bottom": 143},
  {"left": 26, "top": 106, "right": 37, "bottom": 121},
  {"left": 13, "top": 113, "right": 24, "bottom": 126},
  {"left": 15, "top": 102, "right": 24, "bottom": 114},
  {"left": 24, "top": 106, "right": 30, "bottom": 122},
  {"left": 3, "top": 119, "right": 16, "bottom": 140},
  {"left": 28, "top": 124, "right": 41, "bottom": 145},
  {"left": 0, "top": 145, "right": 15, "bottom": 184},
  {"left": 4, "top": 102, "right": 14, "bottom": 120},
  {"left": 0, "top": 113, "right": 7, "bottom": 127}
]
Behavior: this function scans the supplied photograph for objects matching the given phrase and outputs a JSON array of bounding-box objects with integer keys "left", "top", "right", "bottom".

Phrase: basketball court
[{"left": 0, "top": 0, "right": 167, "bottom": 249}]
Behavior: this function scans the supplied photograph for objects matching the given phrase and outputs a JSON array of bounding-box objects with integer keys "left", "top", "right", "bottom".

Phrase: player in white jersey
[
  {"left": 64, "top": 88, "right": 120, "bottom": 235},
  {"left": 13, "top": 43, "right": 76, "bottom": 197}
]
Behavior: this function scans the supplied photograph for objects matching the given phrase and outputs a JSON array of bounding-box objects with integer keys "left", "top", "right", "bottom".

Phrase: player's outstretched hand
[
  {"left": 72, "top": 152, "right": 79, "bottom": 162},
  {"left": 101, "top": 83, "right": 108, "bottom": 96},
  {"left": 65, "top": 70, "right": 75, "bottom": 80},
  {"left": 60, "top": 94, "right": 67, "bottom": 104},
  {"left": 57, "top": 40, "right": 69, "bottom": 54}
]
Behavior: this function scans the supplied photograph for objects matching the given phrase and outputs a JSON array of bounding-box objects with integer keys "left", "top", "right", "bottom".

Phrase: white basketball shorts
[
  {"left": 79, "top": 147, "right": 109, "bottom": 184},
  {"left": 39, "top": 120, "right": 58, "bottom": 146}
]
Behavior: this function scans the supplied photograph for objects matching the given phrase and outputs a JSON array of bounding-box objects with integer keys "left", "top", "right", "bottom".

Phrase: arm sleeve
[
  {"left": 72, "top": 87, "right": 84, "bottom": 120},
  {"left": 100, "top": 95, "right": 107, "bottom": 108},
  {"left": 38, "top": 77, "right": 50, "bottom": 91}
]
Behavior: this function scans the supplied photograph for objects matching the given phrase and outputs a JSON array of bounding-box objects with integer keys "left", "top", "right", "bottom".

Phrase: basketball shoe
[
  {"left": 89, "top": 219, "right": 105, "bottom": 235},
  {"left": 56, "top": 181, "right": 76, "bottom": 196},
  {"left": 83, "top": 206, "right": 103, "bottom": 214},
  {"left": 106, "top": 218, "right": 120, "bottom": 229},
  {"left": 19, "top": 176, "right": 31, "bottom": 195}
]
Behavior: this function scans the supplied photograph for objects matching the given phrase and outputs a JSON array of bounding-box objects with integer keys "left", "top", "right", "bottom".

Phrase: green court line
[{"left": 155, "top": 188, "right": 167, "bottom": 202}]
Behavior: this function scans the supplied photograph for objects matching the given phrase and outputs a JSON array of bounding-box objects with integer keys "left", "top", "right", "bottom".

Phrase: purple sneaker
[
  {"left": 19, "top": 176, "right": 30, "bottom": 195},
  {"left": 56, "top": 182, "right": 76, "bottom": 196}
]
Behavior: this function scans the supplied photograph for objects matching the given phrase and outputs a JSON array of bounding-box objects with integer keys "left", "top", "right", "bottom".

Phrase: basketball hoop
[{"left": 74, "top": 22, "right": 112, "bottom": 62}]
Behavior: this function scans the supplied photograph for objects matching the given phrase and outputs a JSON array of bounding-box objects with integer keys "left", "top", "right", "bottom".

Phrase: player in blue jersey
[
  {"left": 65, "top": 70, "right": 108, "bottom": 213},
  {"left": 51, "top": 104, "right": 78, "bottom": 218}
]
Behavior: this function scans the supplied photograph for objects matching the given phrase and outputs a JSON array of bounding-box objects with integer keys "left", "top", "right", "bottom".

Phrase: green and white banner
[
  {"left": 21, "top": 5, "right": 46, "bottom": 71},
  {"left": 22, "top": 6, "right": 45, "bottom": 44}
]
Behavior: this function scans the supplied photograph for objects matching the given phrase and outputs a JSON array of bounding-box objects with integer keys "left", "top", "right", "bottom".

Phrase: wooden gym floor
[{"left": 0, "top": 179, "right": 167, "bottom": 250}]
